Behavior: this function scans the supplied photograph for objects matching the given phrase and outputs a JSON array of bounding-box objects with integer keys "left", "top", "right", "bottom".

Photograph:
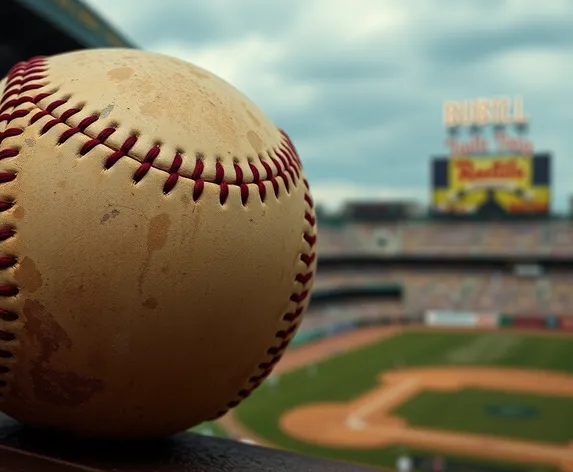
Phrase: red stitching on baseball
[
  {"left": 0, "top": 309, "right": 17, "bottom": 322},
  {"left": 0, "top": 57, "right": 47, "bottom": 396},
  {"left": 305, "top": 212, "right": 316, "bottom": 226},
  {"left": 300, "top": 253, "right": 316, "bottom": 266},
  {"left": 0, "top": 256, "right": 16, "bottom": 268},
  {"left": 0, "top": 331, "right": 15, "bottom": 341},
  {"left": 0, "top": 128, "right": 23, "bottom": 144},
  {"left": 295, "top": 273, "right": 313, "bottom": 284},
  {"left": 0, "top": 285, "right": 18, "bottom": 297},
  {"left": 212, "top": 178, "right": 317, "bottom": 417},
  {"left": 0, "top": 173, "right": 16, "bottom": 183},
  {"left": 134, "top": 146, "right": 161, "bottom": 184},
  {"left": 304, "top": 233, "right": 317, "bottom": 246},
  {"left": 0, "top": 350, "right": 13, "bottom": 359},
  {"left": 0, "top": 228, "right": 15, "bottom": 241},
  {"left": 8, "top": 57, "right": 302, "bottom": 206}
]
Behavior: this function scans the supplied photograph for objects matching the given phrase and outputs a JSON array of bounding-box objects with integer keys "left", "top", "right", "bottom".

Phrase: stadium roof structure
[{"left": 0, "top": 0, "right": 136, "bottom": 76}]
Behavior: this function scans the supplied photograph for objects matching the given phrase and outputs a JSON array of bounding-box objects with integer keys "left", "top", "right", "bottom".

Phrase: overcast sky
[{"left": 84, "top": 0, "right": 573, "bottom": 213}]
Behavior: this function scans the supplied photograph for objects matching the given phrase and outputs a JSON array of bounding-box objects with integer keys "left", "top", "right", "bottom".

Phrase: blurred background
[{"left": 2, "top": 1, "right": 573, "bottom": 471}]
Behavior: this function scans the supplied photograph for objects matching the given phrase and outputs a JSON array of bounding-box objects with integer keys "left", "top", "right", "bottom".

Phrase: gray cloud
[
  {"left": 423, "top": 18, "right": 573, "bottom": 65},
  {"left": 85, "top": 0, "right": 573, "bottom": 212},
  {"left": 111, "top": 0, "right": 301, "bottom": 46}
]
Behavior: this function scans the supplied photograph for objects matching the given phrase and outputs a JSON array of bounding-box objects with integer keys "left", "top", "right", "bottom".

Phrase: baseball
[{"left": 0, "top": 49, "right": 316, "bottom": 437}]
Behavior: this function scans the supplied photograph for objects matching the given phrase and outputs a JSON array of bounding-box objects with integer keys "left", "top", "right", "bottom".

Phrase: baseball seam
[
  {"left": 211, "top": 178, "right": 316, "bottom": 417},
  {"left": 0, "top": 63, "right": 304, "bottom": 204},
  {"left": 0, "top": 57, "right": 49, "bottom": 396},
  {"left": 0, "top": 56, "right": 317, "bottom": 413}
]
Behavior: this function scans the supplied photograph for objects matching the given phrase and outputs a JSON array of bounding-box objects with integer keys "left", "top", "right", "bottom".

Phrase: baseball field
[{"left": 196, "top": 326, "right": 573, "bottom": 471}]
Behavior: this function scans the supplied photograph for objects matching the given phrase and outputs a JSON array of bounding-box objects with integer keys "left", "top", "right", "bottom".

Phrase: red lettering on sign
[
  {"left": 454, "top": 159, "right": 525, "bottom": 181},
  {"left": 445, "top": 132, "right": 534, "bottom": 155},
  {"left": 446, "top": 136, "right": 488, "bottom": 155},
  {"left": 494, "top": 132, "right": 534, "bottom": 155},
  {"left": 508, "top": 202, "right": 547, "bottom": 212},
  {"left": 560, "top": 317, "right": 573, "bottom": 331}
]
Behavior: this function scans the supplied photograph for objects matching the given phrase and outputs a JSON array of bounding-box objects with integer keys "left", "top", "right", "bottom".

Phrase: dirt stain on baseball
[
  {"left": 23, "top": 299, "right": 104, "bottom": 406},
  {"left": 100, "top": 208, "right": 120, "bottom": 224},
  {"left": 143, "top": 297, "right": 158, "bottom": 309},
  {"left": 14, "top": 257, "right": 42, "bottom": 293},
  {"left": 138, "top": 214, "right": 171, "bottom": 295},
  {"left": 13, "top": 206, "right": 25, "bottom": 219},
  {"left": 107, "top": 66, "right": 134, "bottom": 82},
  {"left": 148, "top": 213, "right": 170, "bottom": 252}
]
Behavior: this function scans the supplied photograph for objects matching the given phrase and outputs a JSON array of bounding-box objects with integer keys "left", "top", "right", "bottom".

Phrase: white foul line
[{"left": 346, "top": 378, "right": 418, "bottom": 428}]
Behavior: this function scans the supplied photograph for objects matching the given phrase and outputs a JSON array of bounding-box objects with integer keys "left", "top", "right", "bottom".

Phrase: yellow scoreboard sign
[{"left": 431, "top": 154, "right": 550, "bottom": 215}]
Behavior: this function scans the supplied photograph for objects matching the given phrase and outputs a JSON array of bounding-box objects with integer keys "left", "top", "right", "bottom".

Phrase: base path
[{"left": 281, "top": 367, "right": 573, "bottom": 471}]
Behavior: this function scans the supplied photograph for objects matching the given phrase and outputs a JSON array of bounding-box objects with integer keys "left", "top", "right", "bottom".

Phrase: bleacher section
[
  {"left": 318, "top": 220, "right": 573, "bottom": 256},
  {"left": 302, "top": 269, "right": 573, "bottom": 334},
  {"left": 301, "top": 299, "right": 403, "bottom": 333},
  {"left": 305, "top": 218, "right": 573, "bottom": 336}
]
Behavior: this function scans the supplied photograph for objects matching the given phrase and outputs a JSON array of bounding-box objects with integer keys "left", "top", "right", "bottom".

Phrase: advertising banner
[
  {"left": 431, "top": 154, "right": 550, "bottom": 216},
  {"left": 559, "top": 317, "right": 573, "bottom": 331},
  {"left": 475, "top": 313, "right": 499, "bottom": 328},
  {"left": 512, "top": 316, "right": 546, "bottom": 329},
  {"left": 424, "top": 310, "right": 477, "bottom": 327},
  {"left": 498, "top": 314, "right": 514, "bottom": 327}
]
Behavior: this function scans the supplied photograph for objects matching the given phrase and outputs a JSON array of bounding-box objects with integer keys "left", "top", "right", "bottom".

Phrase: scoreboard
[{"left": 431, "top": 154, "right": 551, "bottom": 217}]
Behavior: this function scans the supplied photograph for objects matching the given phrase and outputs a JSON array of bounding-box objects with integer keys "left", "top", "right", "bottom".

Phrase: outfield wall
[
  {"left": 292, "top": 307, "right": 573, "bottom": 349},
  {"left": 424, "top": 310, "right": 573, "bottom": 331},
  {"left": 290, "top": 313, "right": 421, "bottom": 348}
]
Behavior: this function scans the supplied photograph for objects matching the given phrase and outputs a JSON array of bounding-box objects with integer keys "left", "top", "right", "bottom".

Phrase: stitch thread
[
  {"left": 22, "top": 65, "right": 303, "bottom": 203},
  {"left": 0, "top": 57, "right": 48, "bottom": 395},
  {"left": 0, "top": 56, "right": 317, "bottom": 414},
  {"left": 209, "top": 176, "right": 317, "bottom": 418}
]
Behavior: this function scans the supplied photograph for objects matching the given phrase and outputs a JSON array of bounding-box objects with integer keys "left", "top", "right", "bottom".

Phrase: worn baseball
[{"left": 0, "top": 48, "right": 316, "bottom": 437}]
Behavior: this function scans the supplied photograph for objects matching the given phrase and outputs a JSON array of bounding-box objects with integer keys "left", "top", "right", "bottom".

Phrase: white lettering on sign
[{"left": 443, "top": 97, "right": 528, "bottom": 128}]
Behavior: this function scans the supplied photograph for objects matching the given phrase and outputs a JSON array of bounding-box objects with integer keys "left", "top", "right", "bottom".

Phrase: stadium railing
[{"left": 0, "top": 413, "right": 379, "bottom": 471}]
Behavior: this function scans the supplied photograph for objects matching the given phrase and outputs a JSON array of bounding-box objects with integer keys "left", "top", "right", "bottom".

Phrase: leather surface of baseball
[{"left": 0, "top": 48, "right": 316, "bottom": 437}]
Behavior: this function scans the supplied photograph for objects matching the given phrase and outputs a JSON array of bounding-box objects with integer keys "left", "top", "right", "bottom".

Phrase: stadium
[
  {"left": 1, "top": 2, "right": 573, "bottom": 472},
  {"left": 210, "top": 206, "right": 573, "bottom": 472}
]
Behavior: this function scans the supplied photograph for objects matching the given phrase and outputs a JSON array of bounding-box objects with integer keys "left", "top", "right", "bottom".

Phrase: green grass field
[
  {"left": 394, "top": 387, "right": 573, "bottom": 444},
  {"left": 222, "top": 330, "right": 573, "bottom": 471},
  {"left": 190, "top": 421, "right": 229, "bottom": 438}
]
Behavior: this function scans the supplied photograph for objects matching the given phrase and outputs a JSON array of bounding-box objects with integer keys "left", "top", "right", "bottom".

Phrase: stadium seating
[
  {"left": 311, "top": 221, "right": 573, "bottom": 328},
  {"left": 302, "top": 300, "right": 403, "bottom": 333},
  {"left": 317, "top": 221, "right": 573, "bottom": 256},
  {"left": 307, "top": 268, "right": 573, "bottom": 331}
]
